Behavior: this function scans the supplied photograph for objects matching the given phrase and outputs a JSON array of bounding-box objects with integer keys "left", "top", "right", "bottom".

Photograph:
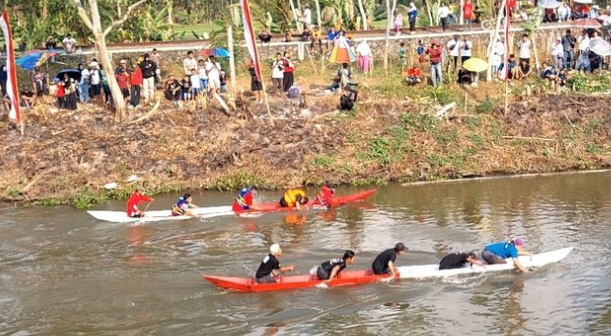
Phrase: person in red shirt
[
  {"left": 232, "top": 187, "right": 257, "bottom": 212},
  {"left": 405, "top": 67, "right": 423, "bottom": 86},
  {"left": 56, "top": 79, "right": 65, "bottom": 109},
  {"left": 130, "top": 62, "right": 143, "bottom": 108},
  {"left": 463, "top": 0, "right": 474, "bottom": 30},
  {"left": 315, "top": 181, "right": 335, "bottom": 207},
  {"left": 426, "top": 40, "right": 443, "bottom": 87},
  {"left": 126, "top": 189, "right": 153, "bottom": 218},
  {"left": 115, "top": 60, "right": 130, "bottom": 104},
  {"left": 282, "top": 51, "right": 295, "bottom": 92}
]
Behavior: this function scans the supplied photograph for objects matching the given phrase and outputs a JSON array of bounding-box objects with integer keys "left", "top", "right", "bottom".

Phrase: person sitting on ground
[
  {"left": 316, "top": 250, "right": 356, "bottom": 282},
  {"left": 301, "top": 27, "right": 312, "bottom": 42},
  {"left": 255, "top": 244, "right": 294, "bottom": 284},
  {"left": 507, "top": 54, "right": 517, "bottom": 80},
  {"left": 517, "top": 58, "right": 532, "bottom": 79},
  {"left": 258, "top": 28, "right": 272, "bottom": 43},
  {"left": 279, "top": 188, "right": 309, "bottom": 210},
  {"left": 232, "top": 187, "right": 257, "bottom": 212},
  {"left": 405, "top": 66, "right": 423, "bottom": 86},
  {"left": 482, "top": 237, "right": 533, "bottom": 273},
  {"left": 126, "top": 189, "right": 153, "bottom": 218},
  {"left": 315, "top": 181, "right": 335, "bottom": 207},
  {"left": 20, "top": 88, "right": 36, "bottom": 107},
  {"left": 327, "top": 63, "right": 352, "bottom": 92},
  {"left": 439, "top": 252, "right": 485, "bottom": 270},
  {"left": 284, "top": 29, "right": 293, "bottom": 42},
  {"left": 311, "top": 26, "right": 323, "bottom": 52},
  {"left": 164, "top": 75, "right": 181, "bottom": 106},
  {"left": 540, "top": 62, "right": 559, "bottom": 87},
  {"left": 171, "top": 193, "right": 199, "bottom": 218},
  {"left": 372, "top": 242, "right": 407, "bottom": 281},
  {"left": 457, "top": 67, "right": 473, "bottom": 85}
]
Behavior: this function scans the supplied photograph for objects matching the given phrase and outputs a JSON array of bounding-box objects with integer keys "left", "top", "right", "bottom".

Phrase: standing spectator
[
  {"left": 78, "top": 63, "right": 91, "bottom": 103},
  {"left": 56, "top": 78, "right": 65, "bottom": 109},
  {"left": 550, "top": 37, "right": 564, "bottom": 70},
  {"left": 491, "top": 37, "right": 504, "bottom": 78},
  {"left": 100, "top": 67, "right": 112, "bottom": 106},
  {"left": 164, "top": 75, "right": 181, "bottom": 107},
  {"left": 33, "top": 67, "right": 46, "bottom": 97},
  {"left": 183, "top": 51, "right": 197, "bottom": 76},
  {"left": 393, "top": 11, "right": 403, "bottom": 36},
  {"left": 206, "top": 55, "right": 222, "bottom": 96},
  {"left": 447, "top": 35, "right": 460, "bottom": 74},
  {"left": 589, "top": 5, "right": 600, "bottom": 19},
  {"left": 460, "top": 36, "right": 472, "bottom": 65},
  {"left": 115, "top": 60, "right": 131, "bottom": 104},
  {"left": 0, "top": 65, "right": 7, "bottom": 97},
  {"left": 577, "top": 30, "right": 590, "bottom": 59},
  {"left": 271, "top": 53, "right": 284, "bottom": 91},
  {"left": 398, "top": 42, "right": 407, "bottom": 74},
  {"left": 64, "top": 77, "right": 78, "bottom": 110},
  {"left": 130, "top": 63, "right": 143, "bottom": 108},
  {"left": 220, "top": 71, "right": 227, "bottom": 94},
  {"left": 62, "top": 34, "right": 77, "bottom": 54},
  {"left": 356, "top": 39, "right": 372, "bottom": 74},
  {"left": 417, "top": 39, "right": 426, "bottom": 63},
  {"left": 190, "top": 68, "right": 201, "bottom": 97},
  {"left": 249, "top": 59, "right": 263, "bottom": 104},
  {"left": 89, "top": 62, "right": 102, "bottom": 104},
  {"left": 301, "top": 4, "right": 312, "bottom": 30},
  {"left": 150, "top": 48, "right": 162, "bottom": 83},
  {"left": 438, "top": 3, "right": 450, "bottom": 31},
  {"left": 140, "top": 53, "right": 157, "bottom": 104},
  {"left": 181, "top": 75, "right": 192, "bottom": 101},
  {"left": 518, "top": 34, "right": 531, "bottom": 65},
  {"left": 426, "top": 40, "right": 443, "bottom": 87},
  {"left": 463, "top": 0, "right": 474, "bottom": 30},
  {"left": 46, "top": 36, "right": 57, "bottom": 62},
  {"left": 561, "top": 29, "right": 575, "bottom": 69},
  {"left": 326, "top": 26, "right": 338, "bottom": 50},
  {"left": 557, "top": 3, "right": 571, "bottom": 22},
  {"left": 198, "top": 59, "right": 209, "bottom": 96},
  {"left": 282, "top": 51, "right": 295, "bottom": 92},
  {"left": 408, "top": 2, "right": 418, "bottom": 34}
]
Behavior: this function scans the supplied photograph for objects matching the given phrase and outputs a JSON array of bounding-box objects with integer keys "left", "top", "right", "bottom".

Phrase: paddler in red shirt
[
  {"left": 315, "top": 181, "right": 335, "bottom": 207},
  {"left": 232, "top": 187, "right": 258, "bottom": 212},
  {"left": 126, "top": 189, "right": 153, "bottom": 218}
]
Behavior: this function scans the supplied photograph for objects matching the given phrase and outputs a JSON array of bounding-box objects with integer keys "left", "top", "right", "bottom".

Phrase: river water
[{"left": 1, "top": 172, "right": 611, "bottom": 336}]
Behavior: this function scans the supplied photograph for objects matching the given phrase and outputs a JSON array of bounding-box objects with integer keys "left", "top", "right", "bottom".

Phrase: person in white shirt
[
  {"left": 355, "top": 40, "right": 372, "bottom": 74},
  {"left": 190, "top": 68, "right": 201, "bottom": 96},
  {"left": 447, "top": 35, "right": 460, "bottom": 73},
  {"left": 183, "top": 51, "right": 197, "bottom": 76},
  {"left": 79, "top": 64, "right": 91, "bottom": 103},
  {"left": 438, "top": 3, "right": 450, "bottom": 31},
  {"left": 89, "top": 61, "right": 102, "bottom": 104},
  {"left": 578, "top": 30, "right": 590, "bottom": 53},
  {"left": 205, "top": 55, "right": 222, "bottom": 95},
  {"left": 557, "top": 3, "right": 570, "bottom": 22},
  {"left": 491, "top": 37, "right": 505, "bottom": 77},
  {"left": 197, "top": 59, "right": 208, "bottom": 94},
  {"left": 301, "top": 4, "right": 312, "bottom": 29},
  {"left": 550, "top": 37, "right": 564, "bottom": 70},
  {"left": 518, "top": 34, "right": 532, "bottom": 65},
  {"left": 270, "top": 52, "right": 284, "bottom": 91},
  {"left": 459, "top": 37, "right": 472, "bottom": 64},
  {"left": 62, "top": 34, "right": 77, "bottom": 54}
]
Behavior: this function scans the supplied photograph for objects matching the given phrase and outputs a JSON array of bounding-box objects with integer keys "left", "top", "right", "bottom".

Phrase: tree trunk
[
  {"left": 486, "top": 0, "right": 507, "bottom": 81},
  {"left": 315, "top": 0, "right": 322, "bottom": 30},
  {"left": 41, "top": 0, "right": 48, "bottom": 18},
  {"left": 357, "top": 0, "right": 368, "bottom": 30},
  {"left": 289, "top": 0, "right": 303, "bottom": 33},
  {"left": 167, "top": 0, "right": 174, "bottom": 25},
  {"left": 459, "top": 0, "right": 464, "bottom": 25},
  {"left": 227, "top": 23, "right": 237, "bottom": 95},
  {"left": 97, "top": 38, "right": 127, "bottom": 121},
  {"left": 425, "top": 0, "right": 434, "bottom": 27},
  {"left": 383, "top": 0, "right": 392, "bottom": 72}
]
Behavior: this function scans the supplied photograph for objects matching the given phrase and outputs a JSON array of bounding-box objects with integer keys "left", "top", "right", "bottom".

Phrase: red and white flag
[
  {"left": 240, "top": 0, "right": 261, "bottom": 81},
  {"left": 0, "top": 10, "right": 19, "bottom": 122},
  {"left": 503, "top": 5, "right": 511, "bottom": 81}
]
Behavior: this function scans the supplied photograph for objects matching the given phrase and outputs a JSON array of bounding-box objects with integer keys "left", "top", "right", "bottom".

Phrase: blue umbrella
[
  {"left": 16, "top": 50, "right": 62, "bottom": 70},
  {"left": 199, "top": 47, "right": 230, "bottom": 58}
]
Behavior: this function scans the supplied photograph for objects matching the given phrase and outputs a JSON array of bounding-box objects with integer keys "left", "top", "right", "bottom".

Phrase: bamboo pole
[
  {"left": 485, "top": 0, "right": 507, "bottom": 81},
  {"left": 315, "top": 0, "right": 321, "bottom": 30},
  {"left": 227, "top": 23, "right": 237, "bottom": 95}
]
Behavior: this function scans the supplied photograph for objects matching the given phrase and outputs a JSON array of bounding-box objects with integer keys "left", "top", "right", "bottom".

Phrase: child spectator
[
  {"left": 417, "top": 40, "right": 426, "bottom": 64},
  {"left": 56, "top": 78, "right": 65, "bottom": 109},
  {"left": 405, "top": 66, "right": 423, "bottom": 86},
  {"left": 130, "top": 63, "right": 143, "bottom": 108},
  {"left": 271, "top": 53, "right": 284, "bottom": 91},
  {"left": 220, "top": 71, "right": 227, "bottom": 94},
  {"left": 398, "top": 42, "right": 407, "bottom": 73},
  {"left": 198, "top": 59, "right": 208, "bottom": 95},
  {"left": 181, "top": 75, "right": 192, "bottom": 101},
  {"left": 164, "top": 75, "right": 181, "bottom": 107},
  {"left": 190, "top": 68, "right": 201, "bottom": 97}
]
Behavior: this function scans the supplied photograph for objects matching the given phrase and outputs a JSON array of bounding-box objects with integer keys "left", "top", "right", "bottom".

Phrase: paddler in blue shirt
[
  {"left": 482, "top": 237, "right": 533, "bottom": 273},
  {"left": 171, "top": 193, "right": 199, "bottom": 218},
  {"left": 316, "top": 250, "right": 356, "bottom": 283}
]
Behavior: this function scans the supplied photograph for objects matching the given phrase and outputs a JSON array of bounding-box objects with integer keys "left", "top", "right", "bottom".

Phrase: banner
[
  {"left": 240, "top": 0, "right": 261, "bottom": 81},
  {"left": 0, "top": 10, "right": 20, "bottom": 122},
  {"left": 503, "top": 5, "right": 511, "bottom": 81}
]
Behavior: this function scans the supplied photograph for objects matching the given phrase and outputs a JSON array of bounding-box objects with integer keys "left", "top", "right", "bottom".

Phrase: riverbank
[{"left": 2, "top": 71, "right": 611, "bottom": 208}]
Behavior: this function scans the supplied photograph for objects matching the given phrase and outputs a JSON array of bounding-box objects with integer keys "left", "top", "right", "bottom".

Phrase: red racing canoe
[
  {"left": 234, "top": 189, "right": 376, "bottom": 214},
  {"left": 202, "top": 269, "right": 394, "bottom": 292}
]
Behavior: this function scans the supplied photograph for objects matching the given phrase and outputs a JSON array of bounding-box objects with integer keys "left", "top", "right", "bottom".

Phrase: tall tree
[
  {"left": 71, "top": 0, "right": 149, "bottom": 121},
  {"left": 383, "top": 0, "right": 397, "bottom": 73}
]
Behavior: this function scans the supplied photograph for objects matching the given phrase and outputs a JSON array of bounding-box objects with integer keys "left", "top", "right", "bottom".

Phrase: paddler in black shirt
[
  {"left": 255, "top": 244, "right": 294, "bottom": 284},
  {"left": 316, "top": 250, "right": 356, "bottom": 283},
  {"left": 372, "top": 242, "right": 407, "bottom": 281},
  {"left": 439, "top": 252, "right": 484, "bottom": 270}
]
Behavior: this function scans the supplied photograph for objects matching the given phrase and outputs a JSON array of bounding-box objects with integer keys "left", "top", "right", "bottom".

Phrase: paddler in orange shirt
[
  {"left": 279, "top": 188, "right": 309, "bottom": 210},
  {"left": 315, "top": 181, "right": 335, "bottom": 208},
  {"left": 126, "top": 189, "right": 154, "bottom": 218}
]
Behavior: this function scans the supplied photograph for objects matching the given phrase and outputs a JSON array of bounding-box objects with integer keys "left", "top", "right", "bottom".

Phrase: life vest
[
  {"left": 316, "top": 186, "right": 334, "bottom": 205},
  {"left": 282, "top": 189, "right": 306, "bottom": 207},
  {"left": 172, "top": 197, "right": 189, "bottom": 216},
  {"left": 235, "top": 188, "right": 252, "bottom": 210}
]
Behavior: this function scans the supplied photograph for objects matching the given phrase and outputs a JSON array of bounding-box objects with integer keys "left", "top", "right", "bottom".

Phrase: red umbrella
[
  {"left": 573, "top": 18, "right": 602, "bottom": 28},
  {"left": 198, "top": 47, "right": 230, "bottom": 58}
]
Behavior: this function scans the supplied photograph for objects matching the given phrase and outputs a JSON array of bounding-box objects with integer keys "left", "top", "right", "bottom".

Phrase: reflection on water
[{"left": 1, "top": 172, "right": 611, "bottom": 335}]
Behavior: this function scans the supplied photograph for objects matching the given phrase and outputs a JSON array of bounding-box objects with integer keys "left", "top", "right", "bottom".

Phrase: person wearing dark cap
[
  {"left": 372, "top": 243, "right": 407, "bottom": 280},
  {"left": 315, "top": 181, "right": 336, "bottom": 207},
  {"left": 139, "top": 53, "right": 157, "bottom": 105},
  {"left": 482, "top": 237, "right": 533, "bottom": 273}
]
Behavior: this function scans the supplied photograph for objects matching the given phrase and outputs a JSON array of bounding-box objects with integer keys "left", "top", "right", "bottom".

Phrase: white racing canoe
[
  {"left": 397, "top": 247, "right": 574, "bottom": 279},
  {"left": 87, "top": 205, "right": 235, "bottom": 223}
]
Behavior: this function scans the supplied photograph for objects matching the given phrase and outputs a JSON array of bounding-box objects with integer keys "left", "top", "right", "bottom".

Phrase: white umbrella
[
  {"left": 573, "top": 0, "right": 592, "bottom": 4},
  {"left": 537, "top": 0, "right": 562, "bottom": 9},
  {"left": 590, "top": 38, "right": 611, "bottom": 56}
]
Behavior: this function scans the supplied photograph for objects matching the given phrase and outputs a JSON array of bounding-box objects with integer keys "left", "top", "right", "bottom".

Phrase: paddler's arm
[
  {"left": 275, "top": 265, "right": 294, "bottom": 275},
  {"left": 512, "top": 258, "right": 527, "bottom": 273},
  {"left": 518, "top": 249, "right": 533, "bottom": 256},
  {"left": 381, "top": 261, "right": 397, "bottom": 282},
  {"left": 323, "top": 265, "right": 341, "bottom": 283},
  {"left": 295, "top": 202, "right": 302, "bottom": 211}
]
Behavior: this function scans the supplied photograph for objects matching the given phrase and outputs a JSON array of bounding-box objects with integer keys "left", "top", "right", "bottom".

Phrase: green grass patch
[
  {"left": 214, "top": 171, "right": 266, "bottom": 191},
  {"left": 5, "top": 187, "right": 19, "bottom": 197},
  {"left": 313, "top": 154, "right": 336, "bottom": 169}
]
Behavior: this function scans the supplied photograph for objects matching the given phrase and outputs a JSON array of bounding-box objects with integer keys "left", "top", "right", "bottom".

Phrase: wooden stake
[
  {"left": 306, "top": 46, "right": 318, "bottom": 74},
  {"left": 227, "top": 21, "right": 237, "bottom": 95},
  {"left": 504, "top": 77, "right": 508, "bottom": 116}
]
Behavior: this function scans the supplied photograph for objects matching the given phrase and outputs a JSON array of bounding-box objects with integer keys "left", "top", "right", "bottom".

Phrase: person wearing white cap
[
  {"left": 550, "top": 37, "right": 564, "bottom": 70},
  {"left": 482, "top": 237, "right": 533, "bottom": 273},
  {"left": 255, "top": 244, "right": 295, "bottom": 284}
]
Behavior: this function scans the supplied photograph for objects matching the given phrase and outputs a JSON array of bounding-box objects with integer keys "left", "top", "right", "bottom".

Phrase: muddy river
[{"left": 1, "top": 172, "right": 611, "bottom": 335}]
